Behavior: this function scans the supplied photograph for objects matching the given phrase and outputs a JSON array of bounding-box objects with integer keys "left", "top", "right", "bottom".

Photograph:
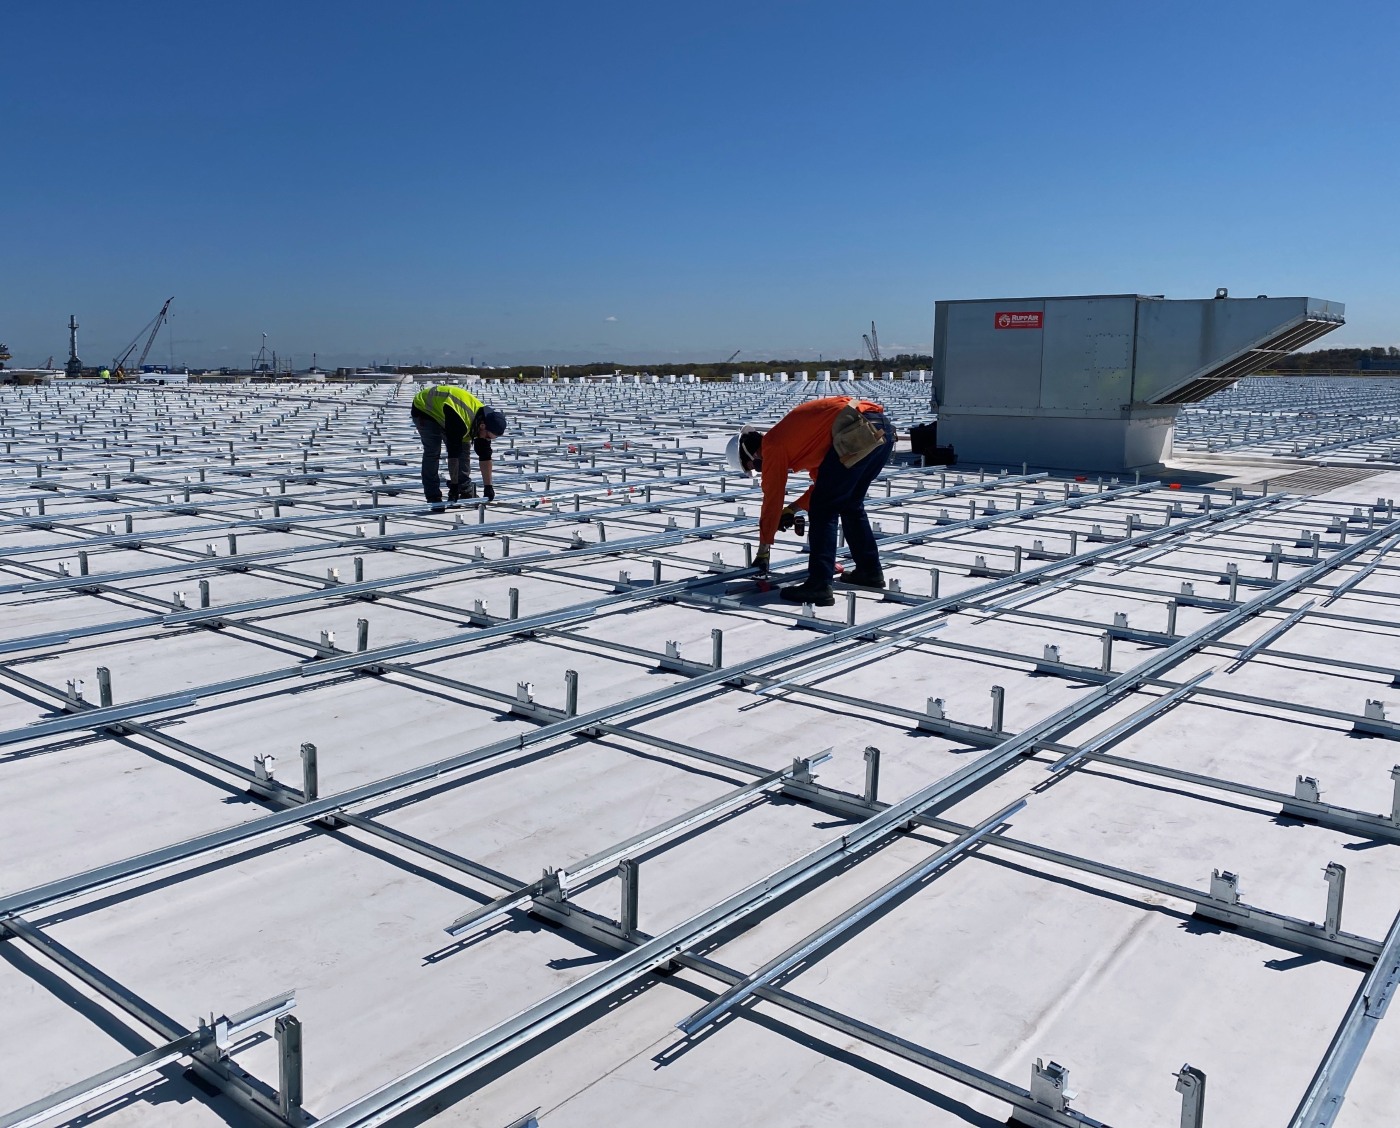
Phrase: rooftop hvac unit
[{"left": 932, "top": 293, "right": 1344, "bottom": 470}]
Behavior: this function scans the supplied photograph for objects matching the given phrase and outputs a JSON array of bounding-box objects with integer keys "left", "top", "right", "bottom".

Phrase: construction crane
[
  {"left": 724, "top": 349, "right": 741, "bottom": 364},
  {"left": 112, "top": 297, "right": 174, "bottom": 378},
  {"left": 862, "top": 321, "right": 881, "bottom": 365}
]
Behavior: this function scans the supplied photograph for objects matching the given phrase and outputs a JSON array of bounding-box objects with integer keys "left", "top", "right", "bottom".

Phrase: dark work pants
[
  {"left": 805, "top": 412, "right": 894, "bottom": 588},
  {"left": 412, "top": 408, "right": 451, "bottom": 503}
]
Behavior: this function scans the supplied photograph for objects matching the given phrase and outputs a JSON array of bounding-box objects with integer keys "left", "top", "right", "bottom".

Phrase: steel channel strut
[
  {"left": 0, "top": 917, "right": 298, "bottom": 1127},
  {"left": 676, "top": 796, "right": 1029, "bottom": 1034},
  {"left": 1289, "top": 905, "right": 1400, "bottom": 1127}
]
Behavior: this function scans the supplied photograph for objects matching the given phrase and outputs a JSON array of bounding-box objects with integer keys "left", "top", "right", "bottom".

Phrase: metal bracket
[
  {"left": 1209, "top": 868, "right": 1240, "bottom": 904},
  {"left": 1174, "top": 1063, "right": 1206, "bottom": 1128},
  {"left": 275, "top": 1013, "right": 303, "bottom": 1121},
  {"left": 536, "top": 867, "right": 565, "bottom": 905},
  {"left": 1195, "top": 865, "right": 1380, "bottom": 964},
  {"left": 790, "top": 748, "right": 833, "bottom": 785},
  {"left": 1355, "top": 699, "right": 1400, "bottom": 738},
  {"left": 1324, "top": 862, "right": 1346, "bottom": 940},
  {"left": 1030, "top": 1057, "right": 1077, "bottom": 1114},
  {"left": 863, "top": 746, "right": 881, "bottom": 804},
  {"left": 1294, "top": 775, "right": 1322, "bottom": 805}
]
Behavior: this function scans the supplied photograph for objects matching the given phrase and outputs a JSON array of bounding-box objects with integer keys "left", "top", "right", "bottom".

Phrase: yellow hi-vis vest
[{"left": 412, "top": 385, "right": 484, "bottom": 428}]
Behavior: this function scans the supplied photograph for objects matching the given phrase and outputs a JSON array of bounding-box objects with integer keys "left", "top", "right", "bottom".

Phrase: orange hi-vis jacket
[{"left": 758, "top": 396, "right": 883, "bottom": 545}]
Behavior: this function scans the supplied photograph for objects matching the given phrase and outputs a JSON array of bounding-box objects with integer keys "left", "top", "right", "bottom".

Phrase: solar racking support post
[
  {"left": 619, "top": 858, "right": 639, "bottom": 937},
  {"left": 1175, "top": 1064, "right": 1205, "bottom": 1128},
  {"left": 1324, "top": 861, "right": 1346, "bottom": 938},
  {"left": 276, "top": 1013, "right": 304, "bottom": 1119},
  {"left": 863, "top": 746, "right": 881, "bottom": 804},
  {"left": 299, "top": 743, "right": 318, "bottom": 803}
]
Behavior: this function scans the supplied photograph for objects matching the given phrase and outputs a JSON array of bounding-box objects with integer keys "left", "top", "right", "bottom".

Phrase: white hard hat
[
  {"left": 725, "top": 432, "right": 745, "bottom": 473},
  {"left": 725, "top": 426, "right": 760, "bottom": 475}
]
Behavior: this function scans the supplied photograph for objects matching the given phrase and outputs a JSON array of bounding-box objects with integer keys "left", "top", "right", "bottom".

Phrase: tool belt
[{"left": 830, "top": 402, "right": 885, "bottom": 468}]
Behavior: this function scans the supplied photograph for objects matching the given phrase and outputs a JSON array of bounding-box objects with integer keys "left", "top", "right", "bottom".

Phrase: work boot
[
  {"left": 780, "top": 581, "right": 835, "bottom": 607},
  {"left": 838, "top": 567, "right": 885, "bottom": 590}
]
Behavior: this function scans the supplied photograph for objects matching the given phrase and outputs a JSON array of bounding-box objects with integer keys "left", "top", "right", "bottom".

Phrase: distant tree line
[{"left": 1263, "top": 346, "right": 1400, "bottom": 373}]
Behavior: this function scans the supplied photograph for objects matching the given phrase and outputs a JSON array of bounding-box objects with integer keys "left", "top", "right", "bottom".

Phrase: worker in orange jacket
[{"left": 726, "top": 395, "right": 894, "bottom": 606}]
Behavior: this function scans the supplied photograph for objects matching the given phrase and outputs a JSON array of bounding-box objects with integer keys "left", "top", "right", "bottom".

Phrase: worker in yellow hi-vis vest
[{"left": 410, "top": 384, "right": 509, "bottom": 510}]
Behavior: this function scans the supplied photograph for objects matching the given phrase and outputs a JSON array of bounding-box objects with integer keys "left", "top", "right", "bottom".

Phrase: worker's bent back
[{"left": 412, "top": 385, "right": 484, "bottom": 427}]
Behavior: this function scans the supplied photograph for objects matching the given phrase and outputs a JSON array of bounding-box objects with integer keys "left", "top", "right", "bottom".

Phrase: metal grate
[{"left": 1265, "top": 465, "right": 1381, "bottom": 494}]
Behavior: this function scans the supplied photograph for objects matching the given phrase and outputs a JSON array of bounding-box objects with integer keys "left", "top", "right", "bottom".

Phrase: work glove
[
  {"left": 754, "top": 546, "right": 771, "bottom": 575},
  {"left": 778, "top": 506, "right": 807, "bottom": 537},
  {"left": 483, "top": 481, "right": 496, "bottom": 502}
]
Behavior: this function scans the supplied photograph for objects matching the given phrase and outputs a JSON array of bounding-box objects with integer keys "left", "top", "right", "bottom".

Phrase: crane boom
[
  {"left": 112, "top": 297, "right": 174, "bottom": 374},
  {"left": 863, "top": 321, "right": 881, "bottom": 365},
  {"left": 725, "top": 349, "right": 741, "bottom": 364},
  {"left": 135, "top": 298, "right": 174, "bottom": 370}
]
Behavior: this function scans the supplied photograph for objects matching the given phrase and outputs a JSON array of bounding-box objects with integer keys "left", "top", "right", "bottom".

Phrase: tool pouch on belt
[{"left": 830, "top": 402, "right": 884, "bottom": 468}]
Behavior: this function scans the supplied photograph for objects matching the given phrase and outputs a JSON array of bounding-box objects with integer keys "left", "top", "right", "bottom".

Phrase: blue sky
[{"left": 3, "top": 1, "right": 1396, "bottom": 369}]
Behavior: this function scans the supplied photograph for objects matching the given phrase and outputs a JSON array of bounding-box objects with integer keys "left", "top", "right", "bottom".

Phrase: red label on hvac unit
[{"left": 994, "top": 311, "right": 1043, "bottom": 329}]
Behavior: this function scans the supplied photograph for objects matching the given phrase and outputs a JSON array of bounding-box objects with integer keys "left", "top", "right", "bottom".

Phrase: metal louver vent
[{"left": 1154, "top": 315, "right": 1344, "bottom": 405}]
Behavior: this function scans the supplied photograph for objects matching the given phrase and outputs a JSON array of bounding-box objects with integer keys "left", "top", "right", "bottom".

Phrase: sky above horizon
[{"left": 4, "top": 1, "right": 1397, "bottom": 370}]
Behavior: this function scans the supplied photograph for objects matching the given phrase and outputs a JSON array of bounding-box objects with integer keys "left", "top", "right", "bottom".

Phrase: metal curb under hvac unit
[{"left": 931, "top": 293, "right": 1345, "bottom": 471}]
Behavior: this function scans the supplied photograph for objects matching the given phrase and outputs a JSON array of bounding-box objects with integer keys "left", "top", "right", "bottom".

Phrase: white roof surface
[{"left": 1, "top": 378, "right": 1398, "bottom": 1128}]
